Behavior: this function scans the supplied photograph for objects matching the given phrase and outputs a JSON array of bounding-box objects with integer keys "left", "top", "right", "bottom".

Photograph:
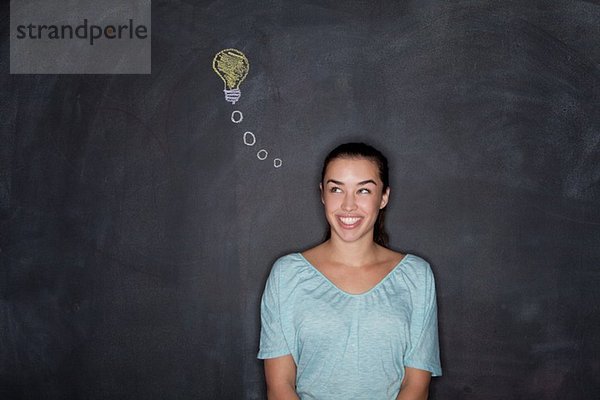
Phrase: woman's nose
[{"left": 341, "top": 194, "right": 357, "bottom": 211}]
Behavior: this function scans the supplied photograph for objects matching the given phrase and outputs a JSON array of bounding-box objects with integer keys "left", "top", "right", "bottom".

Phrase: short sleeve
[
  {"left": 404, "top": 263, "right": 442, "bottom": 376},
  {"left": 257, "top": 260, "right": 292, "bottom": 359}
]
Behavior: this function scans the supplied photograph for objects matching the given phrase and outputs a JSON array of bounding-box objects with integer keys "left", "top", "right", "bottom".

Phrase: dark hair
[{"left": 321, "top": 142, "right": 390, "bottom": 247}]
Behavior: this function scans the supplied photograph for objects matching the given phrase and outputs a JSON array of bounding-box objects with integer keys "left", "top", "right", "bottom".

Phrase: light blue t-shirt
[{"left": 258, "top": 253, "right": 442, "bottom": 400}]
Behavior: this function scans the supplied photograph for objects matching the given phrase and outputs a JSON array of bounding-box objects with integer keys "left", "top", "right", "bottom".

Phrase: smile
[{"left": 337, "top": 216, "right": 363, "bottom": 228}]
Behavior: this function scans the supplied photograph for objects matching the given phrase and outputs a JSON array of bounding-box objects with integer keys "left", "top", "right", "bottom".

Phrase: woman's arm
[
  {"left": 396, "top": 367, "right": 432, "bottom": 400},
  {"left": 264, "top": 355, "right": 300, "bottom": 400}
]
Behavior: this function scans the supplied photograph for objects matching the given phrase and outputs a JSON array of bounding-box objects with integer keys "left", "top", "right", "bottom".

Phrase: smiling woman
[
  {"left": 258, "top": 143, "right": 442, "bottom": 400},
  {"left": 320, "top": 157, "right": 389, "bottom": 252},
  {"left": 320, "top": 145, "right": 390, "bottom": 248}
]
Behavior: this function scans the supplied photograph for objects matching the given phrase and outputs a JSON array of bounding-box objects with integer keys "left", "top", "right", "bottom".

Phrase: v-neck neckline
[{"left": 296, "top": 252, "right": 409, "bottom": 297}]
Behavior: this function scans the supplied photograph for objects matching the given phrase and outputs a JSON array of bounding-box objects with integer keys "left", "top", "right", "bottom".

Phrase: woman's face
[{"left": 321, "top": 157, "right": 389, "bottom": 244}]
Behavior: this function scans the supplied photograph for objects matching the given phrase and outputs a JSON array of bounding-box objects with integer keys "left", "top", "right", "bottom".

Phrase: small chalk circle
[
  {"left": 231, "top": 110, "right": 243, "bottom": 123},
  {"left": 274, "top": 158, "right": 282, "bottom": 168},
  {"left": 243, "top": 131, "right": 256, "bottom": 146},
  {"left": 257, "top": 149, "right": 268, "bottom": 160}
]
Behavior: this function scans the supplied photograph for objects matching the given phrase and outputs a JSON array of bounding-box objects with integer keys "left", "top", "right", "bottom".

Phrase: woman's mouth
[{"left": 337, "top": 216, "right": 363, "bottom": 229}]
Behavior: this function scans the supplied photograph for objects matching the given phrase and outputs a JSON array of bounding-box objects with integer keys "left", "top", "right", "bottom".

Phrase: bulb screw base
[{"left": 224, "top": 89, "right": 241, "bottom": 105}]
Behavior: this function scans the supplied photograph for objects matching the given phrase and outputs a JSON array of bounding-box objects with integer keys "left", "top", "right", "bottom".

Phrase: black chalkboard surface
[{"left": 2, "top": 1, "right": 600, "bottom": 399}]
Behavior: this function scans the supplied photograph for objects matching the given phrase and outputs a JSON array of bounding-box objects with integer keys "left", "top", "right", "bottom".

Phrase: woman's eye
[
  {"left": 358, "top": 188, "right": 371, "bottom": 194},
  {"left": 330, "top": 187, "right": 342, "bottom": 193}
]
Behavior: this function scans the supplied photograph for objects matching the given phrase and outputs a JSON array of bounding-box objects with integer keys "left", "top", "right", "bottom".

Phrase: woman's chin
[{"left": 331, "top": 228, "right": 373, "bottom": 244}]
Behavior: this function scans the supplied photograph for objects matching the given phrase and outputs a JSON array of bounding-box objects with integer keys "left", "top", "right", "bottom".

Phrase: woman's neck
[{"left": 323, "top": 236, "right": 381, "bottom": 268}]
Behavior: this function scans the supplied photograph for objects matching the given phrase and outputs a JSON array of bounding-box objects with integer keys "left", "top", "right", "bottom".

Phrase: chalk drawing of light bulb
[{"left": 212, "top": 49, "right": 250, "bottom": 105}]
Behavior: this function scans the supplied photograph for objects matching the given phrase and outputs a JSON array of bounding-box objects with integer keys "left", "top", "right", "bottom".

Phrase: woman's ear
[
  {"left": 319, "top": 183, "right": 324, "bottom": 204},
  {"left": 380, "top": 187, "right": 390, "bottom": 209}
]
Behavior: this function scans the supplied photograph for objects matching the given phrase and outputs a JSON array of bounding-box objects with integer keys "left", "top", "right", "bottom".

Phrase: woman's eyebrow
[
  {"left": 326, "top": 179, "right": 377, "bottom": 186},
  {"left": 358, "top": 179, "right": 377, "bottom": 186}
]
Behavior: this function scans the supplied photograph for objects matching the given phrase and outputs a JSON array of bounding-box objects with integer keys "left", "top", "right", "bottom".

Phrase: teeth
[{"left": 340, "top": 217, "right": 360, "bottom": 225}]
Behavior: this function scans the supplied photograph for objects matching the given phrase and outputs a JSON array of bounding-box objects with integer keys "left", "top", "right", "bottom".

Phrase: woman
[{"left": 258, "top": 143, "right": 442, "bottom": 399}]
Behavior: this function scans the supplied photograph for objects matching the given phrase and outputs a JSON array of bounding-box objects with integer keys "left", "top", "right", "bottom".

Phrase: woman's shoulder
[
  {"left": 270, "top": 252, "right": 313, "bottom": 277},
  {"left": 267, "top": 252, "right": 318, "bottom": 292},
  {"left": 272, "top": 252, "right": 306, "bottom": 269},
  {"left": 400, "top": 253, "right": 432, "bottom": 270},
  {"left": 396, "top": 253, "right": 436, "bottom": 286}
]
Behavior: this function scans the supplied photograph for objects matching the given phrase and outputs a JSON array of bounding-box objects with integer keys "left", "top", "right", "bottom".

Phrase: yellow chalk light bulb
[{"left": 212, "top": 49, "right": 250, "bottom": 105}]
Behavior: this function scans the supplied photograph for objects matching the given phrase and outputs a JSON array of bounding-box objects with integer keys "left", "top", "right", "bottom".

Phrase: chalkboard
[{"left": 2, "top": 1, "right": 600, "bottom": 399}]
